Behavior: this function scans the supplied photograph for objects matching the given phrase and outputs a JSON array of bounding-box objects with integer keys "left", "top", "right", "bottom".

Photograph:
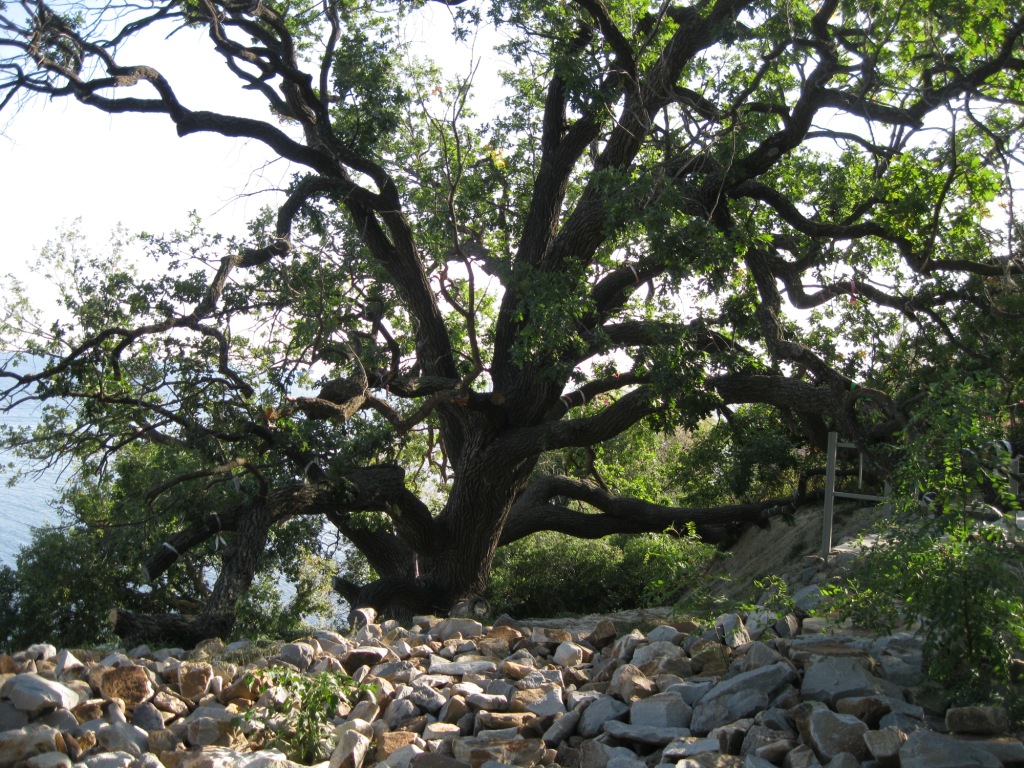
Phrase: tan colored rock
[
  {"left": 153, "top": 689, "right": 190, "bottom": 718},
  {"left": 75, "top": 730, "right": 97, "bottom": 755},
  {"left": 0, "top": 725, "right": 63, "bottom": 768},
  {"left": 378, "top": 730, "right": 419, "bottom": 760},
  {"left": 423, "top": 722, "right": 461, "bottom": 741},
  {"left": 178, "top": 662, "right": 214, "bottom": 701},
  {"left": 486, "top": 626, "right": 523, "bottom": 643},
  {"left": 499, "top": 660, "right": 534, "bottom": 680},
  {"left": 148, "top": 728, "right": 183, "bottom": 753},
  {"left": 99, "top": 665, "right": 156, "bottom": 709},
  {"left": 72, "top": 698, "right": 106, "bottom": 724},
  {"left": 477, "top": 710, "right": 537, "bottom": 730},
  {"left": 453, "top": 735, "right": 545, "bottom": 767},
  {"left": 586, "top": 619, "right": 618, "bottom": 649}
]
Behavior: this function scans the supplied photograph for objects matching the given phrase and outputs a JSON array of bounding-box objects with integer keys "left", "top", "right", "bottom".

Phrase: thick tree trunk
[
  {"left": 112, "top": 500, "right": 272, "bottom": 646},
  {"left": 110, "top": 609, "right": 235, "bottom": 648},
  {"left": 338, "top": 444, "right": 536, "bottom": 620}
]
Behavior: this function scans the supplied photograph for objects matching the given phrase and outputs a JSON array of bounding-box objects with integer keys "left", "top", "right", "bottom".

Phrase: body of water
[{"left": 0, "top": 401, "right": 63, "bottom": 566}]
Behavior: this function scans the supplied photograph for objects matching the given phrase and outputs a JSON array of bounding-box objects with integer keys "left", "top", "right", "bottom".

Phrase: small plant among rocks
[{"left": 240, "top": 667, "right": 375, "bottom": 763}]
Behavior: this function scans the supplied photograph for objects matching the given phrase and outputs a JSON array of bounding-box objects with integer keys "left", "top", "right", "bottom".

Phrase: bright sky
[{"left": 0, "top": 5, "right": 498, "bottom": 300}]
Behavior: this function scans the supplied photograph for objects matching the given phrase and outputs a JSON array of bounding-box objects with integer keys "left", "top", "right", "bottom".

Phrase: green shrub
[
  {"left": 487, "top": 528, "right": 719, "bottom": 617},
  {"left": 241, "top": 668, "right": 374, "bottom": 762},
  {"left": 617, "top": 527, "right": 720, "bottom": 608},
  {"left": 826, "top": 372, "right": 1024, "bottom": 707}
]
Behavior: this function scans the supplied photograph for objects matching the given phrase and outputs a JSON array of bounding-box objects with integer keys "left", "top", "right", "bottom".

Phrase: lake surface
[{"left": 0, "top": 399, "right": 63, "bottom": 566}]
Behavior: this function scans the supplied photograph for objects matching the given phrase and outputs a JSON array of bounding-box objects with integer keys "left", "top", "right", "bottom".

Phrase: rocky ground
[{"left": 1, "top": 501, "right": 1021, "bottom": 768}]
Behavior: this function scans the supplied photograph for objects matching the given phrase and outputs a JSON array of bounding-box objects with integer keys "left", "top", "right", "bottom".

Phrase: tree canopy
[{"left": 1, "top": 0, "right": 1023, "bottom": 641}]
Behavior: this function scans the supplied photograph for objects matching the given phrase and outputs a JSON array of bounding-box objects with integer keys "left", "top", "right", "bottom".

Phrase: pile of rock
[{"left": 1, "top": 609, "right": 1022, "bottom": 768}]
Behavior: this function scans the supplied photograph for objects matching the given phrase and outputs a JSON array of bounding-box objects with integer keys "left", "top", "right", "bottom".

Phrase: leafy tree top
[{"left": 0, "top": 0, "right": 1022, "bottom": 631}]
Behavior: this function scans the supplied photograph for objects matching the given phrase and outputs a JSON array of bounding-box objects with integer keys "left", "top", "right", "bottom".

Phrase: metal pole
[{"left": 822, "top": 431, "right": 839, "bottom": 560}]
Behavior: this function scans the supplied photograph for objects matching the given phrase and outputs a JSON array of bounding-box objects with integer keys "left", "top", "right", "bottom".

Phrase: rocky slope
[
  {"left": 1, "top": 500, "right": 1021, "bottom": 768},
  {"left": 2, "top": 603, "right": 1022, "bottom": 768}
]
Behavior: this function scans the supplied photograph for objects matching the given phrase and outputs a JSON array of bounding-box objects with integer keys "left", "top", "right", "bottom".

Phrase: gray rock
[
  {"left": 407, "top": 685, "right": 447, "bottom": 715},
  {"left": 434, "top": 618, "right": 484, "bottom": 641},
  {"left": 580, "top": 739, "right": 640, "bottom": 768},
  {"left": 753, "top": 707, "right": 795, "bottom": 736},
  {"left": 34, "top": 707, "right": 78, "bottom": 731},
  {"left": 276, "top": 642, "right": 316, "bottom": 670},
  {"left": 951, "top": 737, "right": 1024, "bottom": 766},
  {"left": 330, "top": 729, "right": 371, "bottom": 768},
  {"left": 383, "top": 697, "right": 420, "bottom": 728},
  {"left": 0, "top": 701, "right": 30, "bottom": 732},
  {"left": 878, "top": 653, "right": 923, "bottom": 686},
  {"left": 878, "top": 710, "right": 927, "bottom": 733},
  {"left": 899, "top": 731, "right": 1002, "bottom": 768},
  {"left": 666, "top": 679, "right": 717, "bottom": 706},
  {"left": 385, "top": 744, "right": 424, "bottom": 768},
  {"left": 603, "top": 720, "right": 691, "bottom": 745},
  {"left": 130, "top": 704, "right": 165, "bottom": 733},
  {"left": 736, "top": 643, "right": 782, "bottom": 672},
  {"left": 73, "top": 753, "right": 136, "bottom": 768},
  {"left": 374, "top": 661, "right": 421, "bottom": 684},
  {"left": 862, "top": 726, "right": 904, "bottom": 768},
  {"left": 945, "top": 705, "right": 1009, "bottom": 735},
  {"left": 428, "top": 657, "right": 497, "bottom": 676},
  {"left": 466, "top": 692, "right": 509, "bottom": 711},
  {"left": 632, "top": 641, "right": 683, "bottom": 666},
  {"left": 542, "top": 707, "right": 584, "bottom": 747},
  {"left": 94, "top": 720, "right": 149, "bottom": 756},
  {"left": 800, "top": 657, "right": 903, "bottom": 707},
  {"left": 24, "top": 644, "right": 56, "bottom": 661},
  {"left": 804, "top": 709, "right": 867, "bottom": 762},
  {"left": 662, "top": 737, "right": 721, "bottom": 760},
  {"left": 2, "top": 674, "right": 81, "bottom": 715},
  {"left": 781, "top": 744, "right": 821, "bottom": 768},
  {"left": 715, "top": 614, "right": 751, "bottom": 648},
  {"left": 516, "top": 668, "right": 563, "bottom": 689},
  {"left": 578, "top": 696, "right": 630, "bottom": 738},
  {"left": 53, "top": 649, "right": 84, "bottom": 678},
  {"left": 691, "top": 690, "right": 769, "bottom": 735},
  {"left": 792, "top": 585, "right": 822, "bottom": 616},
  {"left": 510, "top": 684, "right": 565, "bottom": 717},
  {"left": 553, "top": 641, "right": 585, "bottom": 668},
  {"left": 630, "top": 692, "right": 691, "bottom": 729},
  {"left": 690, "top": 662, "right": 796, "bottom": 734},
  {"left": 23, "top": 752, "right": 73, "bottom": 768},
  {"left": 739, "top": 725, "right": 791, "bottom": 757},
  {"left": 608, "top": 629, "right": 646, "bottom": 662},
  {"left": 744, "top": 612, "right": 778, "bottom": 640},
  {"left": 823, "top": 754, "right": 859, "bottom": 768},
  {"left": 646, "top": 625, "right": 684, "bottom": 644},
  {"left": 700, "top": 662, "right": 796, "bottom": 706}
]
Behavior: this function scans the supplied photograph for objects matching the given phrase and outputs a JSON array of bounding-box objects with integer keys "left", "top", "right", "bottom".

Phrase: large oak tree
[{"left": 1, "top": 0, "right": 1022, "bottom": 641}]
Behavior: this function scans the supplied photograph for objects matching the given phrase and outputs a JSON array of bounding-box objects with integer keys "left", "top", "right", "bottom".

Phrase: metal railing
[{"left": 821, "top": 431, "right": 890, "bottom": 559}]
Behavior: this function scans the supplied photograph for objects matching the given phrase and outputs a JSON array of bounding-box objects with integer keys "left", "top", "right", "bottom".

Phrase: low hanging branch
[{"left": 500, "top": 475, "right": 817, "bottom": 546}]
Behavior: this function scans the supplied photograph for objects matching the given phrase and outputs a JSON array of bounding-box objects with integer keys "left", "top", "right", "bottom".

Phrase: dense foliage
[
  {"left": 827, "top": 373, "right": 1024, "bottom": 708},
  {"left": 488, "top": 527, "right": 719, "bottom": 617},
  {"left": 1, "top": 0, "right": 1022, "bottom": 639}
]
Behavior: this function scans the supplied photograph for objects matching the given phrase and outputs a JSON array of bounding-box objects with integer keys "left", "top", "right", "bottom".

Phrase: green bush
[
  {"left": 241, "top": 668, "right": 374, "bottom": 762},
  {"left": 487, "top": 528, "right": 719, "bottom": 617},
  {"left": 826, "top": 372, "right": 1024, "bottom": 707}
]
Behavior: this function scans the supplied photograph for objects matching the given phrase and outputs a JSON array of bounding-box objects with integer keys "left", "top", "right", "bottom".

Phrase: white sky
[{"left": 0, "top": 5, "right": 499, "bottom": 300}]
